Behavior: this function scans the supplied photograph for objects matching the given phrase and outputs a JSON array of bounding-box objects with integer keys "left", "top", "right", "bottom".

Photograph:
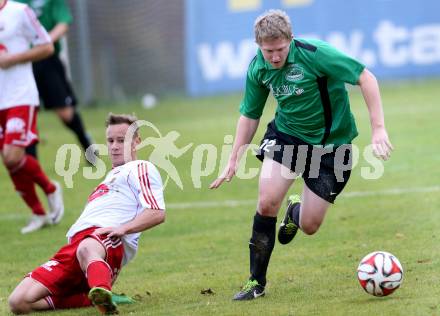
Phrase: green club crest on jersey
[{"left": 285, "top": 64, "right": 304, "bottom": 82}]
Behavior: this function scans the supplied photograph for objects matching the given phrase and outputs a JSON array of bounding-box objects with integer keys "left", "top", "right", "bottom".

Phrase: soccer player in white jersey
[
  {"left": 0, "top": 0, "right": 64, "bottom": 234},
  {"left": 8, "top": 113, "right": 166, "bottom": 315}
]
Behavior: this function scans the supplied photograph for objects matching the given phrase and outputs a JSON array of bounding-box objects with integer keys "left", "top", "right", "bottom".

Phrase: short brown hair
[
  {"left": 105, "top": 113, "right": 139, "bottom": 136},
  {"left": 254, "top": 9, "right": 293, "bottom": 45}
]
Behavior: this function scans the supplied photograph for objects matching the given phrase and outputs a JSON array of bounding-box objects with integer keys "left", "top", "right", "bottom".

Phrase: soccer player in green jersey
[
  {"left": 210, "top": 9, "right": 393, "bottom": 300},
  {"left": 17, "top": 0, "right": 95, "bottom": 163}
]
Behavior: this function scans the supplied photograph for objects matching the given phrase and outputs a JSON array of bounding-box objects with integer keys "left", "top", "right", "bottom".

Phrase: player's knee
[
  {"left": 8, "top": 293, "right": 28, "bottom": 315},
  {"left": 2, "top": 152, "right": 22, "bottom": 170},
  {"left": 56, "top": 107, "right": 74, "bottom": 122},
  {"left": 300, "top": 219, "right": 321, "bottom": 235},
  {"left": 257, "top": 197, "right": 279, "bottom": 216},
  {"left": 76, "top": 243, "right": 91, "bottom": 263}
]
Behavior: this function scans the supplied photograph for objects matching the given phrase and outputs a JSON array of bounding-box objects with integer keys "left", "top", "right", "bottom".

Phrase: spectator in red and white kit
[
  {"left": 0, "top": 0, "right": 64, "bottom": 234},
  {"left": 8, "top": 113, "right": 166, "bottom": 315}
]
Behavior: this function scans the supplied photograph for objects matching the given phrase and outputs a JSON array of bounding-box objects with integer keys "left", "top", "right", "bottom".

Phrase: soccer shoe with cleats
[
  {"left": 233, "top": 279, "right": 265, "bottom": 301},
  {"left": 21, "top": 214, "right": 49, "bottom": 234},
  {"left": 47, "top": 181, "right": 64, "bottom": 224},
  {"left": 88, "top": 287, "right": 119, "bottom": 315},
  {"left": 111, "top": 293, "right": 135, "bottom": 305},
  {"left": 278, "top": 194, "right": 301, "bottom": 245}
]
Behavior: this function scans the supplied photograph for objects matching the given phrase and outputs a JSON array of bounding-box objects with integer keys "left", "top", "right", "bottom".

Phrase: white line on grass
[
  {"left": 2, "top": 186, "right": 438, "bottom": 221},
  {"left": 167, "top": 185, "right": 440, "bottom": 210}
]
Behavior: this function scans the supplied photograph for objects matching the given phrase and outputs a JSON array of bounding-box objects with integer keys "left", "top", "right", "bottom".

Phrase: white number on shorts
[{"left": 260, "top": 139, "right": 276, "bottom": 153}]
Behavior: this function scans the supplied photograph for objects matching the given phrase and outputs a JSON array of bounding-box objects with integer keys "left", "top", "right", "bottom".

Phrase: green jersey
[
  {"left": 16, "top": 0, "right": 72, "bottom": 54},
  {"left": 240, "top": 38, "right": 365, "bottom": 145}
]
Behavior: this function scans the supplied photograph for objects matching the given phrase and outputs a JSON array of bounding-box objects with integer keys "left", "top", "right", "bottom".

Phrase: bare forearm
[
  {"left": 9, "top": 43, "right": 54, "bottom": 65},
  {"left": 120, "top": 209, "right": 165, "bottom": 234},
  {"left": 49, "top": 23, "right": 69, "bottom": 43},
  {"left": 209, "top": 114, "right": 260, "bottom": 188},
  {"left": 359, "top": 69, "right": 385, "bottom": 129},
  {"left": 358, "top": 68, "right": 393, "bottom": 160},
  {"left": 230, "top": 115, "right": 260, "bottom": 162}
]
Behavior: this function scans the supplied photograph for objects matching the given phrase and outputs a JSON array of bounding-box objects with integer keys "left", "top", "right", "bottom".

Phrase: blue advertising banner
[{"left": 185, "top": 0, "right": 440, "bottom": 96}]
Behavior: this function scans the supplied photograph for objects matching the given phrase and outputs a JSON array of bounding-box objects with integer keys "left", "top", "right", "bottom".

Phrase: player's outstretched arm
[
  {"left": 358, "top": 68, "right": 394, "bottom": 160},
  {"left": 94, "top": 208, "right": 165, "bottom": 239},
  {"left": 209, "top": 115, "right": 260, "bottom": 189}
]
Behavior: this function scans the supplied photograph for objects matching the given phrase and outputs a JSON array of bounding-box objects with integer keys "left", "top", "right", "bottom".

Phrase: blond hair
[
  {"left": 105, "top": 113, "right": 139, "bottom": 137},
  {"left": 254, "top": 9, "right": 293, "bottom": 45}
]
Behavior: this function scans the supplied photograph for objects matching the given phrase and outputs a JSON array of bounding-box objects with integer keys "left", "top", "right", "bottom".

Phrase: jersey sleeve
[
  {"left": 131, "top": 161, "right": 166, "bottom": 210},
  {"left": 314, "top": 40, "right": 365, "bottom": 85},
  {"left": 239, "top": 55, "right": 270, "bottom": 119},
  {"left": 52, "top": 0, "right": 73, "bottom": 24},
  {"left": 21, "top": 5, "right": 51, "bottom": 46}
]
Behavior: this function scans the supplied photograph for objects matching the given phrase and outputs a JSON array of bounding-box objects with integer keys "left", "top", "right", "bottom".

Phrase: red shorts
[
  {"left": 0, "top": 105, "right": 39, "bottom": 150},
  {"left": 28, "top": 227, "right": 124, "bottom": 296}
]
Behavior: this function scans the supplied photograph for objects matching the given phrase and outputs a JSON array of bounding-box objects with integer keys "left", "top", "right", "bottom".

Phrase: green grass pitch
[{"left": 0, "top": 79, "right": 439, "bottom": 315}]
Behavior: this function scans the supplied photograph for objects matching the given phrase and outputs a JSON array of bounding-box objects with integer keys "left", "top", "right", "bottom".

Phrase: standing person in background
[
  {"left": 0, "top": 0, "right": 64, "bottom": 233},
  {"left": 17, "top": 0, "right": 95, "bottom": 162},
  {"left": 210, "top": 9, "right": 393, "bottom": 300}
]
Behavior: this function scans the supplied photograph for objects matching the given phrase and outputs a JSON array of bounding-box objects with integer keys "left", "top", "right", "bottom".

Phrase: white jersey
[
  {"left": 67, "top": 160, "right": 165, "bottom": 266},
  {"left": 0, "top": 1, "right": 51, "bottom": 110}
]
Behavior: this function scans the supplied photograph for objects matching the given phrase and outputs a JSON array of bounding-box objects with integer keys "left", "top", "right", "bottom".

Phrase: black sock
[
  {"left": 291, "top": 203, "right": 300, "bottom": 228},
  {"left": 64, "top": 111, "right": 91, "bottom": 152},
  {"left": 249, "top": 212, "right": 276, "bottom": 287}
]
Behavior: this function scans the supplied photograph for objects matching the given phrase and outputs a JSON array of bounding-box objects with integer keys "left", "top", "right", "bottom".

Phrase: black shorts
[
  {"left": 32, "top": 54, "right": 77, "bottom": 109},
  {"left": 255, "top": 120, "right": 353, "bottom": 203}
]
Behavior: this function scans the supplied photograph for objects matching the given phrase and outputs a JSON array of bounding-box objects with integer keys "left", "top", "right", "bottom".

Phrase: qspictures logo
[{"left": 54, "top": 120, "right": 387, "bottom": 189}]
